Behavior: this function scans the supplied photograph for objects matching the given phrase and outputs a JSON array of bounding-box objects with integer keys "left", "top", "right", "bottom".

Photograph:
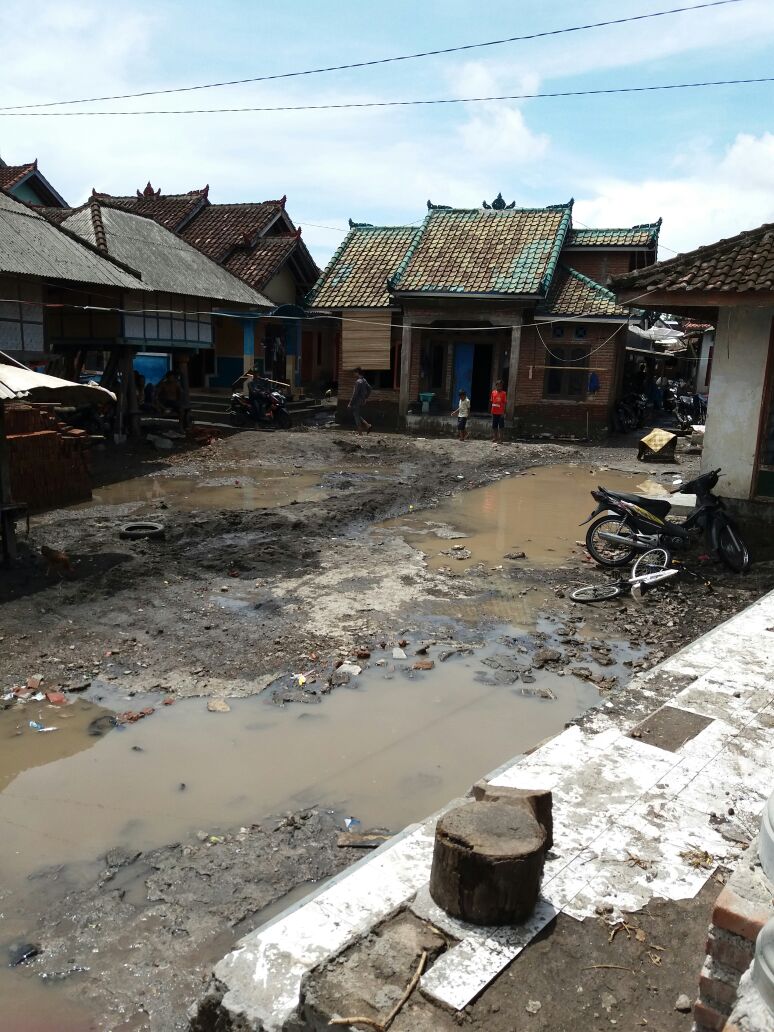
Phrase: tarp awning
[{"left": 0, "top": 363, "right": 116, "bottom": 406}]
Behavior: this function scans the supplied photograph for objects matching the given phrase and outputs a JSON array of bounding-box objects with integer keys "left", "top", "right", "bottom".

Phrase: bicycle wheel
[
  {"left": 570, "top": 583, "right": 625, "bottom": 603},
  {"left": 632, "top": 547, "right": 671, "bottom": 580}
]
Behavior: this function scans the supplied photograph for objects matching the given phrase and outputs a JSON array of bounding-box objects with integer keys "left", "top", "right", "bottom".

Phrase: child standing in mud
[
  {"left": 451, "top": 389, "right": 470, "bottom": 441},
  {"left": 490, "top": 379, "right": 507, "bottom": 443}
]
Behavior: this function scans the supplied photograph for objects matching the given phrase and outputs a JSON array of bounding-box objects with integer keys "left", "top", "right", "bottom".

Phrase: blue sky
[{"left": 1, "top": 0, "right": 773, "bottom": 267}]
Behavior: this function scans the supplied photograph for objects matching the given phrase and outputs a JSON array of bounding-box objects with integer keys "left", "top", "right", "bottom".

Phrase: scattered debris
[
  {"left": 525, "top": 1000, "right": 542, "bottom": 1015},
  {"left": 675, "top": 994, "right": 692, "bottom": 1012},
  {"left": 413, "top": 659, "right": 435, "bottom": 671},
  {"left": 337, "top": 832, "right": 390, "bottom": 849},
  {"left": 207, "top": 699, "right": 231, "bottom": 714}
]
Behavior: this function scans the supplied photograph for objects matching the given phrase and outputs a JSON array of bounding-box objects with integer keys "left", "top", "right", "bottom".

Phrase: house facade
[
  {"left": 614, "top": 221, "right": 774, "bottom": 507},
  {"left": 86, "top": 184, "right": 334, "bottom": 393},
  {"left": 307, "top": 196, "right": 660, "bottom": 435}
]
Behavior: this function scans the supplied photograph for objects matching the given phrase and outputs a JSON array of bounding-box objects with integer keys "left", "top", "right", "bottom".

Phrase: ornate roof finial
[
  {"left": 202, "top": 184, "right": 210, "bottom": 199},
  {"left": 483, "top": 192, "right": 515, "bottom": 210},
  {"left": 427, "top": 200, "right": 452, "bottom": 211},
  {"left": 140, "top": 181, "right": 160, "bottom": 198},
  {"left": 348, "top": 218, "right": 373, "bottom": 229},
  {"left": 279, "top": 194, "right": 287, "bottom": 209}
]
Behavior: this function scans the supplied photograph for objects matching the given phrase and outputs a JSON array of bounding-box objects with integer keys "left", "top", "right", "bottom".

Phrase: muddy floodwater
[
  {"left": 0, "top": 619, "right": 632, "bottom": 1030},
  {"left": 80, "top": 466, "right": 329, "bottom": 511},
  {"left": 382, "top": 464, "right": 668, "bottom": 569}
]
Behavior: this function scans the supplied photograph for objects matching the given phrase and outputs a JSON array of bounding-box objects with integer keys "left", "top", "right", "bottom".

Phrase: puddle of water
[
  {"left": 380, "top": 465, "right": 664, "bottom": 569},
  {"left": 0, "top": 697, "right": 113, "bottom": 792},
  {"left": 79, "top": 467, "right": 328, "bottom": 512},
  {"left": 0, "top": 624, "right": 639, "bottom": 1028},
  {"left": 0, "top": 629, "right": 607, "bottom": 884}
]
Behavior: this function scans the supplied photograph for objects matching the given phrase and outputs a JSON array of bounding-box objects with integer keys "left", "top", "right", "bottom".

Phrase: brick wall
[
  {"left": 694, "top": 842, "right": 773, "bottom": 1032},
  {"left": 562, "top": 250, "right": 633, "bottom": 283},
  {"left": 512, "top": 322, "right": 625, "bottom": 435},
  {"left": 5, "top": 404, "right": 92, "bottom": 512}
]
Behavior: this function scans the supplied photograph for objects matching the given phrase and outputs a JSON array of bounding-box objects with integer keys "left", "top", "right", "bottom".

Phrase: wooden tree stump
[{"left": 429, "top": 801, "right": 547, "bottom": 926}]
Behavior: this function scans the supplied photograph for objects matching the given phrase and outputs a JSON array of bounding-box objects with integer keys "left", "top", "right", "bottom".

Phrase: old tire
[{"left": 119, "top": 521, "right": 166, "bottom": 541}]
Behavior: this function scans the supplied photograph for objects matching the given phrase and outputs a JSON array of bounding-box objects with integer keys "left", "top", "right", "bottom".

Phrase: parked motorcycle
[
  {"left": 581, "top": 468, "right": 749, "bottom": 573},
  {"left": 229, "top": 387, "right": 292, "bottom": 430},
  {"left": 674, "top": 392, "right": 707, "bottom": 432},
  {"left": 613, "top": 392, "right": 647, "bottom": 433}
]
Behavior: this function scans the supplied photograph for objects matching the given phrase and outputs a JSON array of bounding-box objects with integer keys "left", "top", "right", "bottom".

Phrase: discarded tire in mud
[
  {"left": 429, "top": 800, "right": 547, "bottom": 925},
  {"left": 119, "top": 521, "right": 166, "bottom": 541}
]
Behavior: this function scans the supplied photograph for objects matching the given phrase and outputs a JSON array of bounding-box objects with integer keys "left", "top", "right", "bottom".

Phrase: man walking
[
  {"left": 348, "top": 367, "right": 372, "bottom": 434},
  {"left": 490, "top": 378, "right": 507, "bottom": 443}
]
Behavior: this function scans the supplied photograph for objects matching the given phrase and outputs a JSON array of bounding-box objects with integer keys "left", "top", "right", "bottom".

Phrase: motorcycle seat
[{"left": 600, "top": 489, "right": 672, "bottom": 519}]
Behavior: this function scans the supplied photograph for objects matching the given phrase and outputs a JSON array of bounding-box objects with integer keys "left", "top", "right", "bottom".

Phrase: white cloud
[{"left": 575, "top": 132, "right": 774, "bottom": 254}]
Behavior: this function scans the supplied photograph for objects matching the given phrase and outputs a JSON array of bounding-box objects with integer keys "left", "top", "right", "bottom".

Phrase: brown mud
[{"left": 1, "top": 427, "right": 772, "bottom": 1030}]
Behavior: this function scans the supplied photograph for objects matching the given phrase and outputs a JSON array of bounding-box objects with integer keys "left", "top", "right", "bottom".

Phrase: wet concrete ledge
[{"left": 189, "top": 588, "right": 774, "bottom": 1032}]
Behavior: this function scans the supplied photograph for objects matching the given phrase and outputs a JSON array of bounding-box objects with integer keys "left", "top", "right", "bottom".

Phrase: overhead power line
[
  {"left": 0, "top": 0, "right": 744, "bottom": 111},
  {"left": 1, "top": 76, "right": 770, "bottom": 117}
]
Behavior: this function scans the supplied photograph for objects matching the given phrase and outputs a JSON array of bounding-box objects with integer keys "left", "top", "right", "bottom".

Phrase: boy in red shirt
[{"left": 490, "top": 379, "right": 507, "bottom": 443}]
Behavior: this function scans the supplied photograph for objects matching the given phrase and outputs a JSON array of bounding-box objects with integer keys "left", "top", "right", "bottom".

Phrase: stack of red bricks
[
  {"left": 5, "top": 403, "right": 92, "bottom": 512},
  {"left": 695, "top": 843, "right": 773, "bottom": 1032}
]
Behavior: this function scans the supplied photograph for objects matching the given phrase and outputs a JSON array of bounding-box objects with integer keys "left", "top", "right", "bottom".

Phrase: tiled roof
[
  {"left": 390, "top": 205, "right": 572, "bottom": 296},
  {"left": 568, "top": 222, "right": 661, "bottom": 248},
  {"left": 612, "top": 221, "right": 774, "bottom": 296},
  {"left": 307, "top": 225, "right": 419, "bottom": 308},
  {"left": 0, "top": 161, "right": 36, "bottom": 191},
  {"left": 223, "top": 234, "right": 302, "bottom": 291},
  {"left": 91, "top": 184, "right": 209, "bottom": 231},
  {"left": 540, "top": 265, "right": 628, "bottom": 318},
  {"left": 35, "top": 206, "right": 74, "bottom": 225},
  {"left": 180, "top": 201, "right": 284, "bottom": 262}
]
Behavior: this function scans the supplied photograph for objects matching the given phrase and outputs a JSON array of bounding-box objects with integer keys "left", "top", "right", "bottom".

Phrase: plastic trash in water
[
  {"left": 344, "top": 817, "right": 361, "bottom": 831},
  {"left": 29, "top": 720, "right": 58, "bottom": 732}
]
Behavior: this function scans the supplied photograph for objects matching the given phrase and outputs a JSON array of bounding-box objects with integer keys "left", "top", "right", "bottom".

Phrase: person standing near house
[
  {"left": 348, "top": 367, "right": 372, "bottom": 434},
  {"left": 490, "top": 379, "right": 507, "bottom": 443},
  {"left": 451, "top": 389, "right": 471, "bottom": 441}
]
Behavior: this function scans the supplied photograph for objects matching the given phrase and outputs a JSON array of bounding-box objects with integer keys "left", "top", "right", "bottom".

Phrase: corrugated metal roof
[
  {"left": 63, "top": 204, "right": 272, "bottom": 306},
  {"left": 0, "top": 361, "right": 116, "bottom": 404},
  {"left": 0, "top": 191, "right": 146, "bottom": 290}
]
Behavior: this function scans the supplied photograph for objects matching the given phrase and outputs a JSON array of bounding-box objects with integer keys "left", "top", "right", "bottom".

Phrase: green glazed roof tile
[
  {"left": 307, "top": 225, "right": 418, "bottom": 307},
  {"left": 390, "top": 205, "right": 571, "bottom": 296},
  {"left": 569, "top": 222, "right": 661, "bottom": 247},
  {"left": 540, "top": 264, "right": 629, "bottom": 318}
]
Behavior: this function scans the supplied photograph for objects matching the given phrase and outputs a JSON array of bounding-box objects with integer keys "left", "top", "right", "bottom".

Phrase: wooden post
[
  {"left": 398, "top": 318, "right": 413, "bottom": 419},
  {"left": 177, "top": 353, "right": 192, "bottom": 429},
  {"left": 429, "top": 800, "right": 548, "bottom": 926},
  {"left": 0, "top": 400, "right": 17, "bottom": 565},
  {"left": 122, "top": 348, "right": 140, "bottom": 438},
  {"left": 506, "top": 314, "right": 523, "bottom": 423}
]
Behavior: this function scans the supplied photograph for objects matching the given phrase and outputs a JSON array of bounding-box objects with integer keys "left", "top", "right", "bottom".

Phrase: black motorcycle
[
  {"left": 674, "top": 392, "right": 707, "bottom": 433},
  {"left": 582, "top": 468, "right": 749, "bottom": 573},
  {"left": 613, "top": 392, "right": 647, "bottom": 433},
  {"left": 229, "top": 387, "right": 292, "bottom": 430}
]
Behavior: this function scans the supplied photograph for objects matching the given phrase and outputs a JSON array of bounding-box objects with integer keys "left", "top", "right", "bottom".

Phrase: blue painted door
[{"left": 454, "top": 343, "right": 474, "bottom": 403}]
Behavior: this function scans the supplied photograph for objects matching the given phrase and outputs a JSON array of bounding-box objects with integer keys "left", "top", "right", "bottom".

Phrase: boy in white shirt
[{"left": 452, "top": 389, "right": 471, "bottom": 441}]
